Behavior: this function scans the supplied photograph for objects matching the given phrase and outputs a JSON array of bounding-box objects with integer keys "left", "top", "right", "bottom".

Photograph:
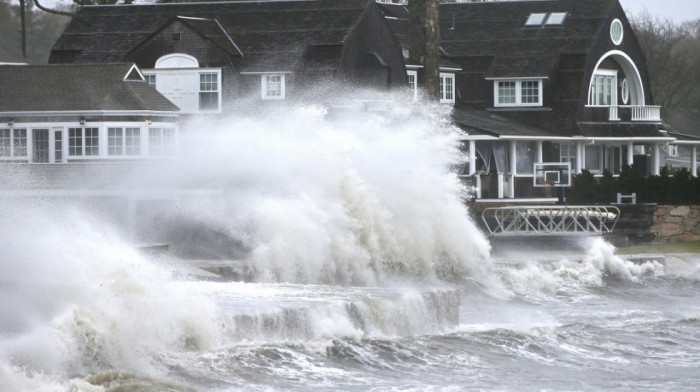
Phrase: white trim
[
  {"left": 261, "top": 74, "right": 286, "bottom": 100},
  {"left": 439, "top": 72, "right": 455, "bottom": 103},
  {"left": 588, "top": 50, "right": 645, "bottom": 106},
  {"left": 621, "top": 78, "right": 629, "bottom": 104},
  {"left": 123, "top": 64, "right": 145, "bottom": 81},
  {"left": 155, "top": 53, "right": 199, "bottom": 69},
  {"left": 610, "top": 19, "right": 624, "bottom": 45},
  {"left": 405, "top": 65, "right": 424, "bottom": 70},
  {"left": 241, "top": 71, "right": 293, "bottom": 75},
  {"left": 439, "top": 67, "right": 462, "bottom": 71},
  {"left": 486, "top": 76, "right": 549, "bottom": 81},
  {"left": 0, "top": 110, "right": 179, "bottom": 117},
  {"left": 672, "top": 140, "right": 700, "bottom": 145}
]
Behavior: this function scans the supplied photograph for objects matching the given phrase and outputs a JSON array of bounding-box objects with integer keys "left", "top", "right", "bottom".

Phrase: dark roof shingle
[
  {"left": 51, "top": 1, "right": 367, "bottom": 72},
  {"left": 0, "top": 63, "right": 179, "bottom": 112}
]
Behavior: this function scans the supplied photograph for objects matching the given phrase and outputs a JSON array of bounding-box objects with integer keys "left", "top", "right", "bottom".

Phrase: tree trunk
[{"left": 407, "top": 0, "right": 441, "bottom": 99}]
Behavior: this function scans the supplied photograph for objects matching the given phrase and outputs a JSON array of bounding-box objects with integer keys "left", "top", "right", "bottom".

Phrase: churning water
[{"left": 0, "top": 92, "right": 698, "bottom": 391}]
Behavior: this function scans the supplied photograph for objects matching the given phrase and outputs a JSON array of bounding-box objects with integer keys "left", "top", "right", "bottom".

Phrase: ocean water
[{"left": 0, "top": 93, "right": 698, "bottom": 391}]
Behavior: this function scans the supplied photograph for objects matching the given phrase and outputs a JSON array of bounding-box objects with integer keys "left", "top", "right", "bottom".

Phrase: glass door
[{"left": 32, "top": 129, "right": 49, "bottom": 163}]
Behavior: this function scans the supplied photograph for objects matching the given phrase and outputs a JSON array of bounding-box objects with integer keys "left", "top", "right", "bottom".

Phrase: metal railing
[{"left": 481, "top": 205, "right": 620, "bottom": 237}]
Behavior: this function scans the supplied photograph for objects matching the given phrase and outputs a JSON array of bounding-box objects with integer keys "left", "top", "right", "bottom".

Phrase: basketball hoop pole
[{"left": 557, "top": 187, "right": 565, "bottom": 205}]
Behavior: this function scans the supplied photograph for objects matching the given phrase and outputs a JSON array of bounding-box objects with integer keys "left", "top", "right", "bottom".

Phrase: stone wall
[{"left": 650, "top": 205, "right": 700, "bottom": 243}]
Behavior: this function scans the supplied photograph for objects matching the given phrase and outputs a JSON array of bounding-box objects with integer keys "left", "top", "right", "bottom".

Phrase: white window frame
[
  {"left": 199, "top": 72, "right": 220, "bottom": 112},
  {"left": 439, "top": 73, "right": 455, "bottom": 104},
  {"left": 148, "top": 127, "right": 177, "bottom": 156},
  {"left": 144, "top": 74, "right": 156, "bottom": 87},
  {"left": 68, "top": 127, "right": 99, "bottom": 157},
  {"left": 0, "top": 128, "right": 28, "bottom": 159},
  {"left": 610, "top": 19, "right": 624, "bottom": 45},
  {"left": 261, "top": 74, "right": 286, "bottom": 100},
  {"left": 407, "top": 70, "right": 418, "bottom": 101},
  {"left": 493, "top": 79, "right": 543, "bottom": 107},
  {"left": 108, "top": 127, "right": 141, "bottom": 157},
  {"left": 588, "top": 69, "right": 618, "bottom": 106},
  {"left": 559, "top": 143, "right": 577, "bottom": 169}
]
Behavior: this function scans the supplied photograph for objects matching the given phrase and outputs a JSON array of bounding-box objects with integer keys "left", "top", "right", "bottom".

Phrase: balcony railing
[
  {"left": 630, "top": 105, "right": 661, "bottom": 121},
  {"left": 587, "top": 105, "right": 662, "bottom": 122}
]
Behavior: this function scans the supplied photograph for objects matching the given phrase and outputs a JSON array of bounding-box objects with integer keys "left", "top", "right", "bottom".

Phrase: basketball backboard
[{"left": 534, "top": 162, "right": 571, "bottom": 188}]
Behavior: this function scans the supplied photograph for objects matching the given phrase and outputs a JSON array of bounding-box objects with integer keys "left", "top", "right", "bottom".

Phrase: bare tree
[{"left": 630, "top": 12, "right": 700, "bottom": 116}]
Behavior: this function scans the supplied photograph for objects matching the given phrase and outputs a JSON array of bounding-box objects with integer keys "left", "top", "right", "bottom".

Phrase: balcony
[{"left": 586, "top": 105, "right": 662, "bottom": 122}]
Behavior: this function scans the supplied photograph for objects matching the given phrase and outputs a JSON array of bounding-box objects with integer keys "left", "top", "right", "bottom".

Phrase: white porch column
[
  {"left": 509, "top": 140, "right": 517, "bottom": 175},
  {"left": 576, "top": 142, "right": 584, "bottom": 174},
  {"left": 627, "top": 142, "right": 634, "bottom": 167},
  {"left": 652, "top": 143, "right": 660, "bottom": 176},
  {"left": 469, "top": 140, "right": 476, "bottom": 175},
  {"left": 475, "top": 175, "right": 482, "bottom": 198},
  {"left": 497, "top": 173, "right": 504, "bottom": 199},
  {"left": 536, "top": 141, "right": 543, "bottom": 163},
  {"left": 691, "top": 145, "right": 698, "bottom": 177}
]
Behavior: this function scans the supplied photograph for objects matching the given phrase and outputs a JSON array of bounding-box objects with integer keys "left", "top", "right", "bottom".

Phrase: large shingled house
[
  {"left": 49, "top": 0, "right": 407, "bottom": 114},
  {"left": 378, "top": 0, "right": 697, "bottom": 200}
]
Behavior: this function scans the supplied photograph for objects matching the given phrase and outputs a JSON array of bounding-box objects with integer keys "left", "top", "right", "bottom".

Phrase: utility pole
[
  {"left": 407, "top": 0, "right": 440, "bottom": 99},
  {"left": 19, "top": 0, "right": 27, "bottom": 59}
]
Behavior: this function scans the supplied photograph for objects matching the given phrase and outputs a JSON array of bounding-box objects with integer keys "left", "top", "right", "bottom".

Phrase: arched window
[{"left": 155, "top": 53, "right": 199, "bottom": 69}]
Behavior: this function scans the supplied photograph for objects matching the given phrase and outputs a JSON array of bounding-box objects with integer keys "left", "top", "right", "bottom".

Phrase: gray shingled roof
[
  {"left": 0, "top": 63, "right": 179, "bottom": 112},
  {"left": 453, "top": 108, "right": 560, "bottom": 138},
  {"left": 51, "top": 0, "right": 367, "bottom": 72},
  {"left": 380, "top": 0, "right": 616, "bottom": 78}
]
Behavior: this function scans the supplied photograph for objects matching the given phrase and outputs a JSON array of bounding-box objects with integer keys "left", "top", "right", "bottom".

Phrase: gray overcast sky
[
  {"left": 29, "top": 1, "right": 700, "bottom": 24},
  {"left": 620, "top": 0, "right": 700, "bottom": 23}
]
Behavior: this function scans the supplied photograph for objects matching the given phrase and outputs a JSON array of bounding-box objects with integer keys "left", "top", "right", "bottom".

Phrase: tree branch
[{"left": 34, "top": 0, "right": 76, "bottom": 17}]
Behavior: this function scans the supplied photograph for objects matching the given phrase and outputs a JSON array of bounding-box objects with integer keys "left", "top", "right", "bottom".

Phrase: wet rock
[{"left": 669, "top": 206, "right": 690, "bottom": 217}]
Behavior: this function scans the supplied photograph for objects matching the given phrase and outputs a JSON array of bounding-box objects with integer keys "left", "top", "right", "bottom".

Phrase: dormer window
[
  {"left": 525, "top": 12, "right": 567, "bottom": 27},
  {"left": 494, "top": 80, "right": 542, "bottom": 107}
]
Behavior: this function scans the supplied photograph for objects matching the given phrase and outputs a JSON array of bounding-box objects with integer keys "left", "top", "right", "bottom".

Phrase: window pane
[
  {"left": 108, "top": 128, "right": 123, "bottom": 156},
  {"left": 545, "top": 12, "right": 567, "bottom": 25},
  {"left": 54, "top": 130, "right": 62, "bottom": 163},
  {"left": 516, "top": 142, "right": 536, "bottom": 174},
  {"left": 521, "top": 81, "right": 539, "bottom": 104},
  {"left": 125, "top": 128, "right": 140, "bottom": 156},
  {"left": 585, "top": 145, "right": 601, "bottom": 171},
  {"left": 145, "top": 74, "right": 156, "bottom": 87},
  {"left": 0, "top": 129, "right": 10, "bottom": 156},
  {"left": 199, "top": 92, "right": 218, "bottom": 110},
  {"left": 149, "top": 128, "right": 162, "bottom": 156},
  {"left": 69, "top": 128, "right": 82, "bottom": 156},
  {"left": 162, "top": 128, "right": 175, "bottom": 155},
  {"left": 525, "top": 13, "right": 547, "bottom": 26},
  {"left": 498, "top": 81, "right": 516, "bottom": 104},
  {"left": 265, "top": 75, "right": 282, "bottom": 97},
  {"left": 84, "top": 128, "right": 99, "bottom": 156}
]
